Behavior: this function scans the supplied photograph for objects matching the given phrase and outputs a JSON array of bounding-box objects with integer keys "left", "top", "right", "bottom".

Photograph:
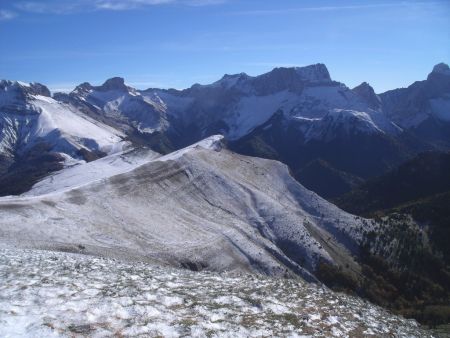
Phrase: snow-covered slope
[
  {"left": 0, "top": 135, "right": 371, "bottom": 279},
  {"left": 24, "top": 147, "right": 160, "bottom": 196},
  {"left": 23, "top": 137, "right": 224, "bottom": 197},
  {"left": 304, "top": 109, "right": 396, "bottom": 142},
  {"left": 0, "top": 80, "right": 130, "bottom": 196},
  {"left": 0, "top": 248, "right": 430, "bottom": 338},
  {"left": 0, "top": 80, "right": 127, "bottom": 161}
]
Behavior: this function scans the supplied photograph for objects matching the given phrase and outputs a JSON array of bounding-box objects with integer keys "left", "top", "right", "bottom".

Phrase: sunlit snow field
[{"left": 0, "top": 248, "right": 432, "bottom": 337}]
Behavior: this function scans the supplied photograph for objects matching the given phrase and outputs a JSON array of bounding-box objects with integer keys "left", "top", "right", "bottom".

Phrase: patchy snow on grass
[{"left": 0, "top": 248, "right": 432, "bottom": 338}]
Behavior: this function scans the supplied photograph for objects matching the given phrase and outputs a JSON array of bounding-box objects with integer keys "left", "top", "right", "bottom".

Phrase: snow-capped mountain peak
[
  {"left": 0, "top": 80, "right": 51, "bottom": 108},
  {"left": 72, "top": 82, "right": 93, "bottom": 95},
  {"left": 257, "top": 64, "right": 331, "bottom": 88},
  {"left": 212, "top": 72, "right": 250, "bottom": 89},
  {"left": 99, "top": 77, "right": 129, "bottom": 91},
  {"left": 59, "top": 76, "right": 171, "bottom": 136},
  {"left": 352, "top": 81, "right": 381, "bottom": 109},
  {"left": 221, "top": 72, "right": 248, "bottom": 80},
  {"left": 293, "top": 63, "right": 331, "bottom": 83},
  {"left": 72, "top": 77, "right": 129, "bottom": 96}
]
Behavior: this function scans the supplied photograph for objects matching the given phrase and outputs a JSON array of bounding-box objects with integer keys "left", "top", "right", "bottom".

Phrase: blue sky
[{"left": 0, "top": 0, "right": 449, "bottom": 93}]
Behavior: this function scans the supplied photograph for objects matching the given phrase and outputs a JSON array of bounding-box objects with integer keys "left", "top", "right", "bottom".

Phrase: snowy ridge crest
[{"left": 157, "top": 134, "right": 224, "bottom": 161}]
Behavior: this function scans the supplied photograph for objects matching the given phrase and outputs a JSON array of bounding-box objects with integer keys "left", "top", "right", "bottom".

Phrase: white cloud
[
  {"left": 231, "top": 1, "right": 448, "bottom": 16},
  {"left": 95, "top": 0, "right": 175, "bottom": 11},
  {"left": 16, "top": 1, "right": 85, "bottom": 14},
  {"left": 97, "top": 0, "right": 226, "bottom": 10},
  {"left": 13, "top": 0, "right": 226, "bottom": 15},
  {"left": 0, "top": 10, "right": 17, "bottom": 21}
]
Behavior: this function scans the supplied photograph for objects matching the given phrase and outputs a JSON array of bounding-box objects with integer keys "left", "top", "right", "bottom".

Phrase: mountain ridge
[
  {"left": 1, "top": 62, "right": 449, "bottom": 199},
  {"left": 0, "top": 135, "right": 368, "bottom": 281}
]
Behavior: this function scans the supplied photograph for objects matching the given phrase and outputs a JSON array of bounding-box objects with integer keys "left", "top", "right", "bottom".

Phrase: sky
[{"left": 0, "top": 0, "right": 449, "bottom": 93}]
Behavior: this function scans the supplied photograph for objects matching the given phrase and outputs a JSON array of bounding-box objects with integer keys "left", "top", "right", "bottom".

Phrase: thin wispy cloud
[
  {"left": 0, "top": 9, "right": 17, "bottom": 21},
  {"left": 95, "top": 0, "right": 174, "bottom": 11},
  {"left": 97, "top": 0, "right": 226, "bottom": 10},
  {"left": 15, "top": 1, "right": 93, "bottom": 14},
  {"left": 232, "top": 1, "right": 448, "bottom": 16},
  {"left": 12, "top": 0, "right": 225, "bottom": 16}
]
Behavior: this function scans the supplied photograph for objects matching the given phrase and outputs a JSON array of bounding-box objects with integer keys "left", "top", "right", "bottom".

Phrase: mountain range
[
  {"left": 1, "top": 62, "right": 449, "bottom": 198},
  {"left": 0, "top": 62, "right": 449, "bottom": 327}
]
